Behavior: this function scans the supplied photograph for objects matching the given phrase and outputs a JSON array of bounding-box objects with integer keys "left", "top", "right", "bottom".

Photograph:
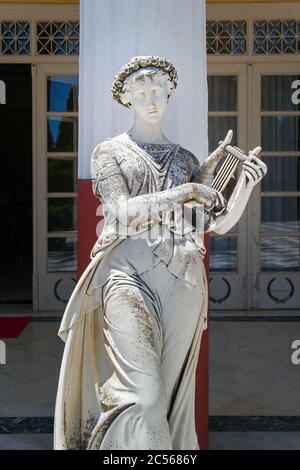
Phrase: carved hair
[{"left": 111, "top": 55, "right": 178, "bottom": 108}]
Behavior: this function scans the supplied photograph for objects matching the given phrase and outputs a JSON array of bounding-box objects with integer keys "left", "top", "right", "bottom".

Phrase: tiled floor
[
  {"left": 209, "top": 321, "right": 300, "bottom": 416},
  {"left": 1, "top": 432, "right": 300, "bottom": 450},
  {"left": 0, "top": 434, "right": 53, "bottom": 450},
  {"left": 210, "top": 432, "right": 300, "bottom": 450},
  {"left": 0, "top": 315, "right": 300, "bottom": 450},
  {"left": 0, "top": 321, "right": 63, "bottom": 417}
]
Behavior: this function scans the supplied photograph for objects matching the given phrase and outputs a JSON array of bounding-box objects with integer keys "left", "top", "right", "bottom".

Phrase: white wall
[{"left": 79, "top": 0, "right": 208, "bottom": 179}]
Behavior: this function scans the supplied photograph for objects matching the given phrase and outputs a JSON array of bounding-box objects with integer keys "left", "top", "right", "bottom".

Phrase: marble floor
[
  {"left": 209, "top": 321, "right": 300, "bottom": 416},
  {"left": 0, "top": 321, "right": 63, "bottom": 417},
  {"left": 0, "top": 432, "right": 300, "bottom": 450},
  {"left": 0, "top": 315, "right": 299, "bottom": 450},
  {"left": 0, "top": 434, "right": 53, "bottom": 450},
  {"left": 210, "top": 432, "right": 300, "bottom": 450}
]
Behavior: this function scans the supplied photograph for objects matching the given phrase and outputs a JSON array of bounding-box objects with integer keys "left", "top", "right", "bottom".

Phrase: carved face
[{"left": 121, "top": 69, "right": 170, "bottom": 123}]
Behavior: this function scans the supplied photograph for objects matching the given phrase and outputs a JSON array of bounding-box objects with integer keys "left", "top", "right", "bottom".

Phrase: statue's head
[{"left": 112, "top": 56, "right": 178, "bottom": 123}]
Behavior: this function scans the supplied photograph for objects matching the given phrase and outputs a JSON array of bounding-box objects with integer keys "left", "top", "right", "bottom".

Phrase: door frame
[
  {"left": 36, "top": 63, "right": 79, "bottom": 311},
  {"left": 207, "top": 2, "right": 300, "bottom": 312},
  {"left": 207, "top": 61, "right": 300, "bottom": 311},
  {"left": 0, "top": 3, "right": 79, "bottom": 311},
  {"left": 250, "top": 62, "right": 300, "bottom": 309},
  {"left": 208, "top": 63, "right": 249, "bottom": 310}
]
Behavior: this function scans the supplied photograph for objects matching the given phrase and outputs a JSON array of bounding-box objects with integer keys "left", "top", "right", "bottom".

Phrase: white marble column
[
  {"left": 77, "top": 0, "right": 209, "bottom": 449},
  {"left": 78, "top": 0, "right": 208, "bottom": 179}
]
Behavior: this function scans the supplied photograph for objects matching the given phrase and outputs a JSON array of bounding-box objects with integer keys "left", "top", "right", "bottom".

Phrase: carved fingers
[
  {"left": 243, "top": 154, "right": 267, "bottom": 186},
  {"left": 192, "top": 183, "right": 226, "bottom": 211},
  {"left": 206, "top": 189, "right": 227, "bottom": 213},
  {"left": 214, "top": 190, "right": 227, "bottom": 212}
]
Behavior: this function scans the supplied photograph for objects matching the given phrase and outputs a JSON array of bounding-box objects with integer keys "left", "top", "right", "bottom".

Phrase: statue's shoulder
[
  {"left": 92, "top": 135, "right": 122, "bottom": 157},
  {"left": 90, "top": 137, "right": 124, "bottom": 180},
  {"left": 177, "top": 145, "right": 200, "bottom": 167}
]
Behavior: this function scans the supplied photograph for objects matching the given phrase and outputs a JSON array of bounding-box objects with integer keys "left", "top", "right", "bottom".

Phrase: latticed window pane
[
  {"left": 48, "top": 116, "right": 78, "bottom": 152},
  {"left": 254, "top": 20, "right": 300, "bottom": 54},
  {"left": 261, "top": 197, "right": 300, "bottom": 233},
  {"left": 261, "top": 237, "right": 300, "bottom": 271},
  {"left": 262, "top": 75, "right": 300, "bottom": 111},
  {"left": 0, "top": 21, "right": 30, "bottom": 55},
  {"left": 210, "top": 237, "right": 238, "bottom": 272},
  {"left": 47, "top": 76, "right": 79, "bottom": 112},
  {"left": 206, "top": 20, "right": 247, "bottom": 55},
  {"left": 262, "top": 157, "right": 300, "bottom": 193},
  {"left": 37, "top": 21, "right": 80, "bottom": 55},
  {"left": 262, "top": 116, "right": 300, "bottom": 152},
  {"left": 48, "top": 158, "right": 77, "bottom": 193},
  {"left": 208, "top": 116, "right": 237, "bottom": 151},
  {"left": 48, "top": 198, "right": 77, "bottom": 232},
  {"left": 208, "top": 76, "right": 237, "bottom": 112},
  {"left": 48, "top": 238, "right": 77, "bottom": 273}
]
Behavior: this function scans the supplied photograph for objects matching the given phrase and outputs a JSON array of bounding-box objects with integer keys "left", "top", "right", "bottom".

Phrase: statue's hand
[
  {"left": 191, "top": 183, "right": 226, "bottom": 211},
  {"left": 243, "top": 151, "right": 267, "bottom": 187}
]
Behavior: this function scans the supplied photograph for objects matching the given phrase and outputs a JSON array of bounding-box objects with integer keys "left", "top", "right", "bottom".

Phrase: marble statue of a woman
[{"left": 54, "top": 56, "right": 267, "bottom": 450}]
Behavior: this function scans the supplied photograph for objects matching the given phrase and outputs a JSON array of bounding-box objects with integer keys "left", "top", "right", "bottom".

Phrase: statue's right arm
[{"left": 90, "top": 141, "right": 221, "bottom": 228}]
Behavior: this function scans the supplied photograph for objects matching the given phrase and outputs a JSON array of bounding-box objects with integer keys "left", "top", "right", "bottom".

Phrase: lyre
[{"left": 211, "top": 144, "right": 261, "bottom": 195}]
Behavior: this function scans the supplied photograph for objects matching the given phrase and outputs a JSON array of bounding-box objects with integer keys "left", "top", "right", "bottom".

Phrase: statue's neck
[{"left": 129, "top": 116, "right": 171, "bottom": 144}]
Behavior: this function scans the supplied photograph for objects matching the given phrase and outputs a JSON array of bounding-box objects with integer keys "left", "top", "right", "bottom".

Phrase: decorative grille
[
  {"left": 0, "top": 18, "right": 299, "bottom": 57},
  {"left": 206, "top": 20, "right": 247, "bottom": 55},
  {"left": 0, "top": 21, "right": 30, "bottom": 55},
  {"left": 36, "top": 21, "right": 79, "bottom": 56},
  {"left": 253, "top": 20, "right": 300, "bottom": 54}
]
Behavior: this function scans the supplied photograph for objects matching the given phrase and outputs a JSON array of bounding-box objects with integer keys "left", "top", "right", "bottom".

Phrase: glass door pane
[
  {"left": 47, "top": 75, "right": 78, "bottom": 275},
  {"left": 36, "top": 65, "right": 79, "bottom": 311}
]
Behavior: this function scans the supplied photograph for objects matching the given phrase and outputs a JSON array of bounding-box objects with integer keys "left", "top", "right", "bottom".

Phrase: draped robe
[{"left": 54, "top": 133, "right": 209, "bottom": 450}]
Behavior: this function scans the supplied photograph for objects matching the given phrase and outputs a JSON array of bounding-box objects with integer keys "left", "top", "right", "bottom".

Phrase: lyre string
[
  {"left": 211, "top": 147, "right": 246, "bottom": 194},
  {"left": 213, "top": 159, "right": 238, "bottom": 193},
  {"left": 212, "top": 156, "right": 237, "bottom": 192}
]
